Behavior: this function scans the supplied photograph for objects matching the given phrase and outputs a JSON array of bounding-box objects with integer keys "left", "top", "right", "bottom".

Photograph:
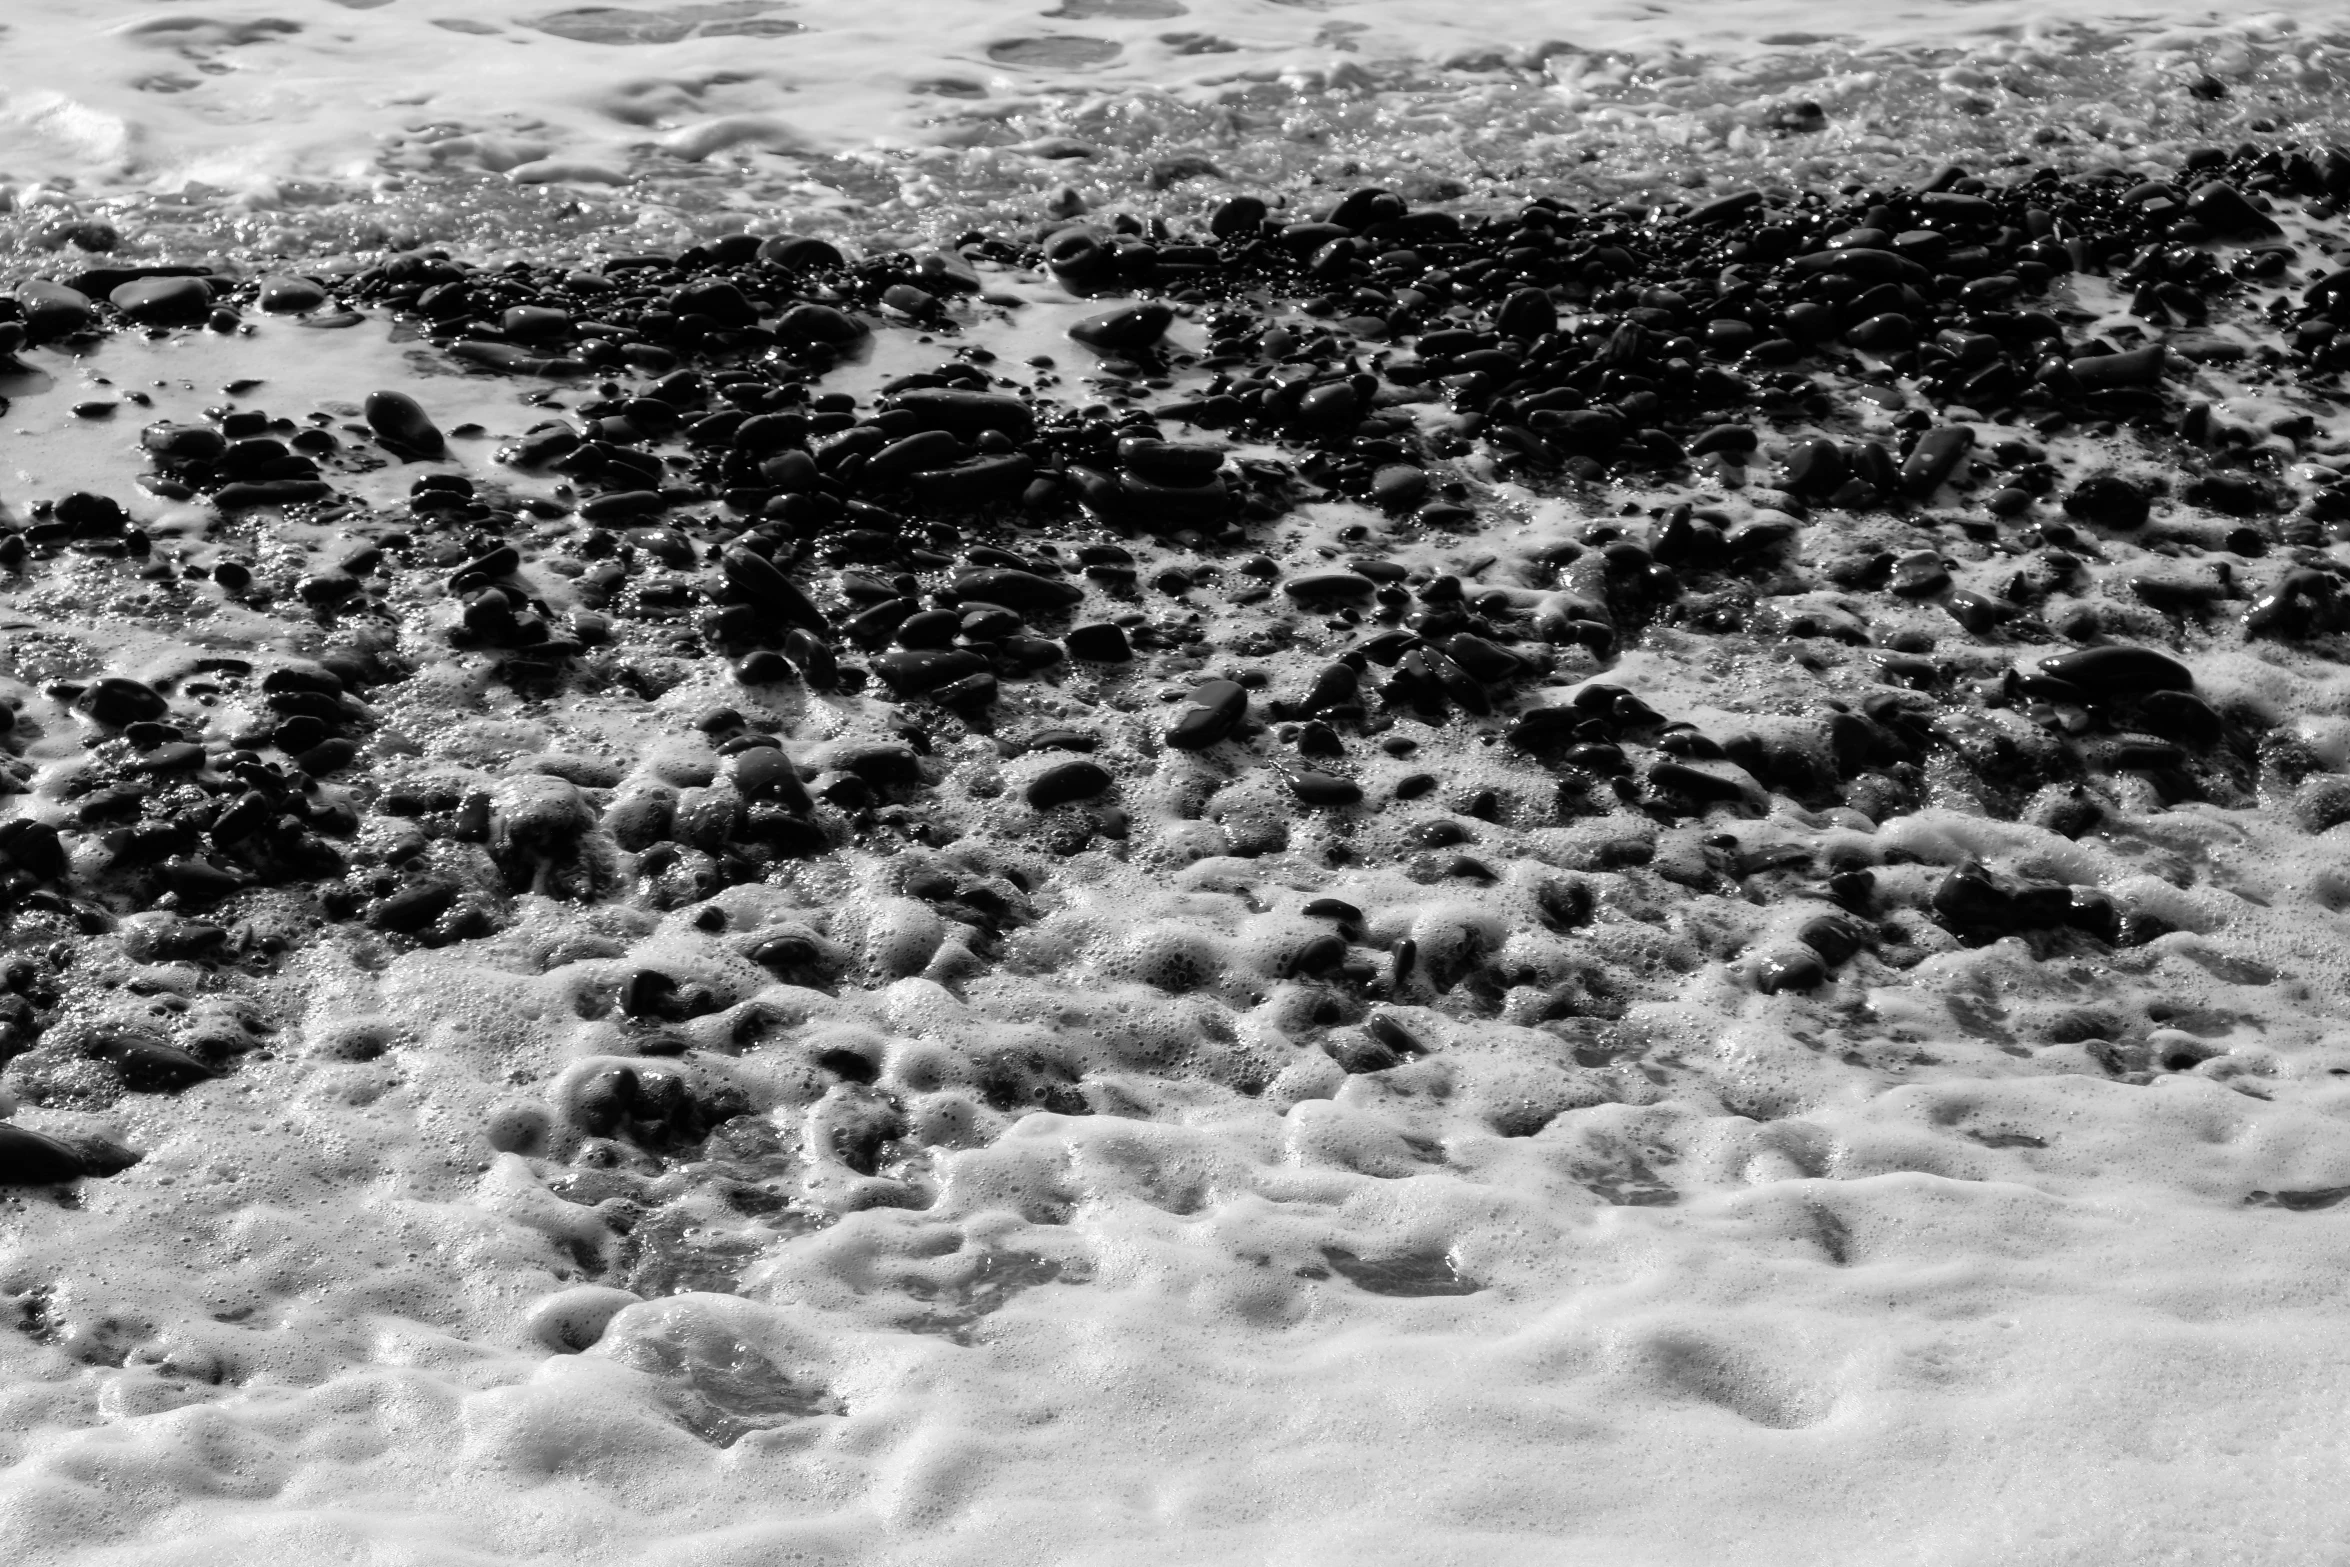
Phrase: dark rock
[
  {"left": 2068, "top": 345, "right": 2166, "bottom": 390},
  {"left": 373, "top": 880, "right": 460, "bottom": 933},
  {"left": 1117, "top": 439, "right": 1223, "bottom": 483},
  {"left": 81, "top": 676, "right": 167, "bottom": 726},
  {"left": 2135, "top": 690, "right": 2223, "bottom": 747},
  {"left": 1754, "top": 949, "right": 1827, "bottom": 993},
  {"left": 1283, "top": 572, "right": 1376, "bottom": 604},
  {"left": 20, "top": 281, "right": 95, "bottom": 340},
  {"left": 953, "top": 568, "right": 1084, "bottom": 614},
  {"left": 731, "top": 748, "right": 815, "bottom": 813},
  {"left": 2036, "top": 645, "right": 2193, "bottom": 699},
  {"left": 0, "top": 1124, "right": 107, "bottom": 1185},
  {"left": 1649, "top": 760, "right": 1757, "bottom": 806},
  {"left": 214, "top": 480, "right": 333, "bottom": 510},
  {"left": 2064, "top": 476, "right": 2150, "bottom": 530},
  {"left": 1495, "top": 286, "right": 1557, "bottom": 341},
  {"left": 876, "top": 648, "right": 989, "bottom": 696},
  {"left": 257, "top": 274, "right": 330, "bottom": 313},
  {"left": 364, "top": 390, "right": 446, "bottom": 457},
  {"left": 1027, "top": 760, "right": 1112, "bottom": 809},
  {"left": 2186, "top": 181, "right": 2281, "bottom": 237},
  {"left": 1165, "top": 679, "right": 1247, "bottom": 750},
  {"left": 1688, "top": 424, "right": 1758, "bottom": 457},
  {"left": 886, "top": 388, "right": 1036, "bottom": 442},
  {"left": 1071, "top": 303, "right": 1173, "bottom": 351},
  {"left": 722, "top": 548, "right": 829, "bottom": 634},
  {"left": 760, "top": 235, "right": 846, "bottom": 270},
  {"left": 110, "top": 275, "right": 214, "bottom": 324},
  {"left": 672, "top": 279, "right": 758, "bottom": 328},
  {"left": 1282, "top": 769, "right": 1362, "bottom": 807},
  {"left": 1301, "top": 662, "right": 1359, "bottom": 714},
  {"left": 1064, "top": 622, "right": 1132, "bottom": 662},
  {"left": 1782, "top": 436, "right": 1846, "bottom": 496},
  {"left": 777, "top": 303, "right": 866, "bottom": 345},
  {"left": 1900, "top": 425, "right": 1974, "bottom": 497},
  {"left": 1846, "top": 312, "right": 1918, "bottom": 352}
]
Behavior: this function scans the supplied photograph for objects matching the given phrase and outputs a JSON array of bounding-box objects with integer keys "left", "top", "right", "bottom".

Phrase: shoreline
[{"left": 0, "top": 141, "right": 2349, "bottom": 1559}]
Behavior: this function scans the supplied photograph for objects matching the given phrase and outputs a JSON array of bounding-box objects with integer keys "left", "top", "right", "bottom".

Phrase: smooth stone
[
  {"left": 722, "top": 548, "right": 829, "bottom": 634},
  {"left": 1442, "top": 634, "right": 1522, "bottom": 683},
  {"left": 876, "top": 648, "right": 989, "bottom": 696},
  {"left": 1494, "top": 285, "right": 1557, "bottom": 340},
  {"left": 1283, "top": 572, "right": 1376, "bottom": 603},
  {"left": 20, "top": 280, "right": 95, "bottom": 339},
  {"left": 1846, "top": 312, "right": 1917, "bottom": 352},
  {"left": 885, "top": 388, "right": 1036, "bottom": 441},
  {"left": 730, "top": 748, "right": 814, "bottom": 812},
  {"left": 671, "top": 278, "right": 757, "bottom": 328},
  {"left": 865, "top": 429, "right": 964, "bottom": 483},
  {"left": 258, "top": 275, "right": 331, "bottom": 313},
  {"left": 1070, "top": 303, "right": 1173, "bottom": 350},
  {"left": 2035, "top": 645, "right": 2193, "bottom": 698},
  {"left": 82, "top": 677, "right": 167, "bottom": 726},
  {"left": 776, "top": 303, "right": 866, "bottom": 344},
  {"left": 1754, "top": 949, "right": 1827, "bottom": 993},
  {"left": 908, "top": 454, "right": 1034, "bottom": 508},
  {"left": 1164, "top": 679, "right": 1247, "bottom": 750},
  {"left": 1283, "top": 769, "right": 1362, "bottom": 806},
  {"left": 1301, "top": 662, "right": 1359, "bottom": 713},
  {"left": 2063, "top": 476, "right": 2151, "bottom": 530},
  {"left": 1782, "top": 436, "right": 1846, "bottom": 496},
  {"left": 373, "top": 880, "right": 460, "bottom": 933},
  {"left": 1648, "top": 760, "right": 1759, "bottom": 805},
  {"left": 364, "top": 390, "right": 446, "bottom": 457},
  {"left": 2069, "top": 344, "right": 2166, "bottom": 389},
  {"left": 1370, "top": 465, "right": 1429, "bottom": 513},
  {"left": 1063, "top": 622, "right": 1132, "bottom": 662},
  {"left": 952, "top": 568, "right": 1084, "bottom": 613},
  {"left": 110, "top": 275, "right": 213, "bottom": 324},
  {"left": 1687, "top": 424, "right": 1758, "bottom": 456},
  {"left": 1900, "top": 424, "right": 1975, "bottom": 497},
  {"left": 1027, "top": 759, "right": 1113, "bottom": 809},
  {"left": 0, "top": 1124, "right": 97, "bottom": 1185},
  {"left": 1116, "top": 438, "right": 1224, "bottom": 483},
  {"left": 2134, "top": 690, "right": 2223, "bottom": 747},
  {"left": 894, "top": 609, "right": 960, "bottom": 648}
]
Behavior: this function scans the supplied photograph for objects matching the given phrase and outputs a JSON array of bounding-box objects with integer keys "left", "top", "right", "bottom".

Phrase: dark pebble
[
  {"left": 0, "top": 1124, "right": 106, "bottom": 1185},
  {"left": 109, "top": 275, "right": 214, "bottom": 325},
  {"left": 2036, "top": 645, "right": 2194, "bottom": 698},
  {"left": 1027, "top": 759, "right": 1113, "bottom": 809},
  {"left": 364, "top": 390, "right": 446, "bottom": 457},
  {"left": 953, "top": 567, "right": 1085, "bottom": 614},
  {"left": 2063, "top": 476, "right": 2151, "bottom": 530},
  {"left": 1064, "top": 622, "right": 1132, "bottom": 662},
  {"left": 1283, "top": 572, "right": 1376, "bottom": 604},
  {"left": 1164, "top": 678, "right": 1247, "bottom": 750},
  {"left": 1282, "top": 768, "right": 1362, "bottom": 807},
  {"left": 723, "top": 548, "right": 829, "bottom": 635}
]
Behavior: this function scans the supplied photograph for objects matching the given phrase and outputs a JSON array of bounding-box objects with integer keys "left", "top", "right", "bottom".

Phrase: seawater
[
  {"left": 0, "top": 3, "right": 2344, "bottom": 1565},
  {"left": 0, "top": 0, "right": 2347, "bottom": 251}
]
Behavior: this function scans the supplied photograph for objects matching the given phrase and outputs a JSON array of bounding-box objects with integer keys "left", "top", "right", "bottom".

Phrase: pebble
[
  {"left": 1, "top": 153, "right": 2339, "bottom": 1338},
  {"left": 1165, "top": 679, "right": 1248, "bottom": 750},
  {"left": 109, "top": 276, "right": 215, "bottom": 325},
  {"left": 364, "top": 390, "right": 446, "bottom": 457},
  {"left": 1027, "top": 760, "right": 1113, "bottom": 809},
  {"left": 0, "top": 1123, "right": 102, "bottom": 1184}
]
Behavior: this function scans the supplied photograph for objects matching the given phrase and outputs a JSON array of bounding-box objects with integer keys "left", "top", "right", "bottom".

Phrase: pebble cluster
[{"left": 4, "top": 137, "right": 2350, "bottom": 1315}]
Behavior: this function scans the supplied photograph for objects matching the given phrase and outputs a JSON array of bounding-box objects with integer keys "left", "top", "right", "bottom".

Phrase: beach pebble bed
[{"left": 5, "top": 134, "right": 2350, "bottom": 1557}]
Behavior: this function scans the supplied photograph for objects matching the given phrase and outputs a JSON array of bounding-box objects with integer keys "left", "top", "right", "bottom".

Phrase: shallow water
[
  {"left": 0, "top": 0, "right": 2346, "bottom": 256},
  {"left": 0, "top": 3, "right": 2345, "bottom": 1565}
]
